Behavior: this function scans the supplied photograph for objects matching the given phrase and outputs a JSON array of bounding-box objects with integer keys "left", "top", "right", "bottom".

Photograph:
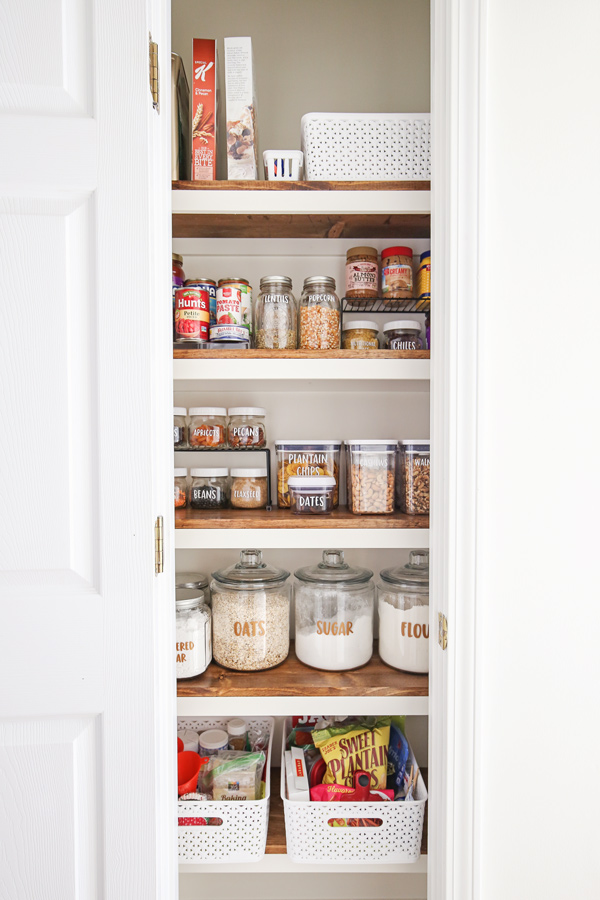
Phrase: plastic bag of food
[
  {"left": 387, "top": 721, "right": 410, "bottom": 798},
  {"left": 248, "top": 724, "right": 270, "bottom": 753},
  {"left": 312, "top": 717, "right": 391, "bottom": 789},
  {"left": 202, "top": 751, "right": 266, "bottom": 801}
]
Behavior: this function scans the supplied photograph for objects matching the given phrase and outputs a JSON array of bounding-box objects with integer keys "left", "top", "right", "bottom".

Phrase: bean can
[{"left": 174, "top": 287, "right": 210, "bottom": 342}]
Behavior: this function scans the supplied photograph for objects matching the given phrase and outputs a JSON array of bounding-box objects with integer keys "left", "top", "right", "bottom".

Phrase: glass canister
[
  {"left": 381, "top": 246, "right": 414, "bottom": 303},
  {"left": 175, "top": 593, "right": 212, "bottom": 679},
  {"left": 174, "top": 468, "right": 187, "bottom": 508},
  {"left": 188, "top": 407, "right": 227, "bottom": 449},
  {"left": 227, "top": 407, "right": 267, "bottom": 449},
  {"left": 378, "top": 550, "right": 429, "bottom": 673},
  {"left": 345, "top": 247, "right": 379, "bottom": 301},
  {"left": 346, "top": 440, "right": 397, "bottom": 514},
  {"left": 383, "top": 320, "right": 424, "bottom": 351},
  {"left": 255, "top": 276, "right": 297, "bottom": 349},
  {"left": 210, "top": 549, "right": 291, "bottom": 671},
  {"left": 397, "top": 440, "right": 430, "bottom": 514},
  {"left": 190, "top": 468, "right": 229, "bottom": 510},
  {"left": 176, "top": 572, "right": 210, "bottom": 606},
  {"left": 174, "top": 407, "right": 187, "bottom": 448},
  {"left": 299, "top": 276, "right": 340, "bottom": 350},
  {"left": 294, "top": 550, "right": 374, "bottom": 671}
]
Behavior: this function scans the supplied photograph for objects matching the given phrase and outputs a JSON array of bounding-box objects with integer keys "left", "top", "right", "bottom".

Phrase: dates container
[{"left": 287, "top": 475, "right": 335, "bottom": 516}]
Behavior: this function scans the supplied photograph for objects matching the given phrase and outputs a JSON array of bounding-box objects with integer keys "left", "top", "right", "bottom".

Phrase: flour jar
[
  {"left": 377, "top": 550, "right": 429, "bottom": 673},
  {"left": 175, "top": 594, "right": 212, "bottom": 680},
  {"left": 294, "top": 550, "right": 374, "bottom": 671}
]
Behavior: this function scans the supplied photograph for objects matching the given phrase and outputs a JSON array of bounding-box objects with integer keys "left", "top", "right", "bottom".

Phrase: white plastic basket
[
  {"left": 263, "top": 149, "right": 304, "bottom": 180},
  {"left": 301, "top": 113, "right": 431, "bottom": 181},
  {"left": 178, "top": 716, "right": 274, "bottom": 863},
  {"left": 281, "top": 718, "right": 427, "bottom": 864}
]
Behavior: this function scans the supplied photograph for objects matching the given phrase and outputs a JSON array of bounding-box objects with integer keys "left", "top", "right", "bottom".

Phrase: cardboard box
[
  {"left": 285, "top": 748, "right": 310, "bottom": 802},
  {"left": 171, "top": 53, "right": 190, "bottom": 181},
  {"left": 224, "top": 36, "right": 258, "bottom": 180},
  {"left": 192, "top": 39, "right": 217, "bottom": 181}
]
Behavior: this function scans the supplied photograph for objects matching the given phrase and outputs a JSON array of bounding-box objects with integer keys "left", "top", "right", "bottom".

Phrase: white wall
[{"left": 476, "top": 1, "right": 600, "bottom": 897}]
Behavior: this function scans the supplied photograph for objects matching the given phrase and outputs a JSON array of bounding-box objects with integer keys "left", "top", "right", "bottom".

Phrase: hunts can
[
  {"left": 186, "top": 278, "right": 217, "bottom": 326},
  {"left": 217, "top": 278, "right": 252, "bottom": 335},
  {"left": 174, "top": 287, "right": 210, "bottom": 342}
]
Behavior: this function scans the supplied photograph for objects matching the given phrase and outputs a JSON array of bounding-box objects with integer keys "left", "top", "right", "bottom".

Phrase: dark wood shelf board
[
  {"left": 173, "top": 348, "right": 430, "bottom": 360},
  {"left": 175, "top": 506, "right": 429, "bottom": 531},
  {"left": 172, "top": 212, "right": 430, "bottom": 240},
  {"left": 173, "top": 179, "right": 430, "bottom": 192}
]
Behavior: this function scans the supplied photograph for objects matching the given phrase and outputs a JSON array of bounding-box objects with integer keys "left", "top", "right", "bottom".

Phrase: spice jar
[
  {"left": 294, "top": 550, "right": 374, "bottom": 671},
  {"left": 345, "top": 247, "right": 379, "bottom": 301},
  {"left": 174, "top": 407, "right": 188, "bottom": 448},
  {"left": 299, "top": 276, "right": 340, "bottom": 350},
  {"left": 255, "top": 276, "right": 297, "bottom": 349},
  {"left": 275, "top": 440, "right": 342, "bottom": 508},
  {"left": 175, "top": 593, "right": 211, "bottom": 679},
  {"left": 378, "top": 550, "right": 429, "bottom": 673},
  {"left": 397, "top": 440, "right": 430, "bottom": 515},
  {"left": 381, "top": 246, "right": 414, "bottom": 302},
  {"left": 189, "top": 407, "right": 227, "bottom": 449},
  {"left": 288, "top": 475, "right": 335, "bottom": 515},
  {"left": 230, "top": 468, "right": 268, "bottom": 509},
  {"left": 346, "top": 440, "right": 397, "bottom": 515},
  {"left": 211, "top": 549, "right": 291, "bottom": 671},
  {"left": 383, "top": 321, "right": 423, "bottom": 351},
  {"left": 227, "top": 407, "right": 267, "bottom": 449},
  {"left": 190, "top": 468, "right": 229, "bottom": 510},
  {"left": 227, "top": 718, "right": 248, "bottom": 751},
  {"left": 341, "top": 320, "right": 379, "bottom": 351},
  {"left": 199, "top": 729, "right": 229, "bottom": 756},
  {"left": 176, "top": 572, "right": 210, "bottom": 607},
  {"left": 174, "top": 468, "right": 187, "bottom": 508}
]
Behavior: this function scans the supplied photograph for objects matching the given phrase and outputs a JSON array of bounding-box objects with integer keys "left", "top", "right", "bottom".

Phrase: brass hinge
[
  {"left": 438, "top": 612, "right": 448, "bottom": 650},
  {"left": 155, "top": 515, "right": 164, "bottom": 574},
  {"left": 149, "top": 34, "right": 159, "bottom": 111}
]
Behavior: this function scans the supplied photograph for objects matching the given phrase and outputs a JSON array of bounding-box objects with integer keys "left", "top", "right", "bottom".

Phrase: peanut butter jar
[{"left": 381, "top": 246, "right": 414, "bottom": 302}]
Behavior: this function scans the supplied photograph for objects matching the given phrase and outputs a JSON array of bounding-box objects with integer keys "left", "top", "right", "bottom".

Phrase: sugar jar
[
  {"left": 299, "top": 276, "right": 340, "bottom": 350},
  {"left": 294, "top": 550, "right": 374, "bottom": 671},
  {"left": 175, "top": 593, "right": 212, "bottom": 679},
  {"left": 174, "top": 407, "right": 187, "bottom": 448},
  {"left": 189, "top": 407, "right": 227, "bottom": 449},
  {"left": 378, "top": 550, "right": 429, "bottom": 673},
  {"left": 255, "top": 276, "right": 297, "bottom": 349},
  {"left": 211, "top": 550, "right": 291, "bottom": 671},
  {"left": 227, "top": 407, "right": 267, "bottom": 449}
]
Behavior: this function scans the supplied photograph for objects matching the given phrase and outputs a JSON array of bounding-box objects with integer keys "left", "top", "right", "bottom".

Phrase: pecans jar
[
  {"left": 227, "top": 407, "right": 267, "bottom": 449},
  {"left": 342, "top": 320, "right": 379, "bottom": 350},
  {"left": 299, "top": 276, "right": 340, "bottom": 350},
  {"left": 255, "top": 276, "right": 297, "bottom": 349},
  {"left": 346, "top": 440, "right": 397, "bottom": 515},
  {"left": 190, "top": 468, "right": 230, "bottom": 510},
  {"left": 174, "top": 407, "right": 187, "bottom": 448},
  {"left": 174, "top": 468, "right": 188, "bottom": 508},
  {"left": 381, "top": 246, "right": 414, "bottom": 303},
  {"left": 189, "top": 407, "right": 227, "bottom": 449},
  {"left": 230, "top": 468, "right": 268, "bottom": 509},
  {"left": 397, "top": 440, "right": 430, "bottom": 515},
  {"left": 383, "top": 320, "right": 423, "bottom": 351},
  {"left": 345, "top": 247, "right": 379, "bottom": 301}
]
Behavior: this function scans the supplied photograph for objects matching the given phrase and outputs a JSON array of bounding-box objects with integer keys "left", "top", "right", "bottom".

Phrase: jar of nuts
[
  {"left": 189, "top": 407, "right": 227, "bottom": 449},
  {"left": 227, "top": 407, "right": 267, "bottom": 449},
  {"left": 346, "top": 440, "right": 397, "bottom": 515},
  {"left": 397, "top": 440, "right": 430, "bottom": 515},
  {"left": 299, "top": 276, "right": 340, "bottom": 350}
]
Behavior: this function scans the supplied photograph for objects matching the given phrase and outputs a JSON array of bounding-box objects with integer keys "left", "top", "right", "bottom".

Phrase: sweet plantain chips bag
[{"left": 312, "top": 717, "right": 391, "bottom": 789}]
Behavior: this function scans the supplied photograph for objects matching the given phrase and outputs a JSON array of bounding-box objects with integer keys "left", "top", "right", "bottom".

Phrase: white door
[{"left": 0, "top": 1, "right": 176, "bottom": 897}]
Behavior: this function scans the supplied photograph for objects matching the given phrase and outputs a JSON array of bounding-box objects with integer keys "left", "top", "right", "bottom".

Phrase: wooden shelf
[
  {"left": 173, "top": 180, "right": 431, "bottom": 192},
  {"left": 173, "top": 348, "right": 429, "bottom": 360},
  {"left": 175, "top": 506, "right": 428, "bottom": 531}
]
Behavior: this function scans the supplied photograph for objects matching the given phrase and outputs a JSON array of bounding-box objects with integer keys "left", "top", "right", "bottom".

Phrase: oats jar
[
  {"left": 255, "top": 276, "right": 297, "bottom": 349},
  {"left": 299, "top": 276, "right": 340, "bottom": 350}
]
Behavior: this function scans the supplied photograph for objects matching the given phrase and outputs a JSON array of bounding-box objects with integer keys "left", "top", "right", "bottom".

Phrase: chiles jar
[
  {"left": 189, "top": 407, "right": 227, "bottom": 449},
  {"left": 294, "top": 550, "right": 374, "bottom": 671},
  {"left": 378, "top": 550, "right": 429, "bottom": 673}
]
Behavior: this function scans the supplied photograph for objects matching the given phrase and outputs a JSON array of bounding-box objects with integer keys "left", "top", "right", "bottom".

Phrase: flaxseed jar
[
  {"left": 345, "top": 247, "right": 379, "bottom": 301},
  {"left": 381, "top": 246, "right": 413, "bottom": 303}
]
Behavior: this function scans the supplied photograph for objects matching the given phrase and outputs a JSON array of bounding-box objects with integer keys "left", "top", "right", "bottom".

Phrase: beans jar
[
  {"left": 288, "top": 475, "right": 336, "bottom": 515},
  {"left": 175, "top": 593, "right": 211, "bottom": 679},
  {"left": 275, "top": 439, "right": 342, "bottom": 508},
  {"left": 227, "top": 407, "right": 267, "bottom": 449},
  {"left": 294, "top": 550, "right": 374, "bottom": 671},
  {"left": 174, "top": 468, "right": 188, "bottom": 508},
  {"left": 299, "top": 276, "right": 340, "bottom": 350},
  {"left": 383, "top": 320, "right": 423, "bottom": 351},
  {"left": 397, "top": 440, "right": 430, "bottom": 515},
  {"left": 255, "top": 276, "right": 297, "bottom": 349},
  {"left": 346, "top": 440, "right": 397, "bottom": 515},
  {"left": 189, "top": 407, "right": 227, "bottom": 449},
  {"left": 230, "top": 468, "right": 268, "bottom": 509},
  {"left": 211, "top": 549, "right": 291, "bottom": 671},
  {"left": 345, "top": 247, "right": 379, "bottom": 302},
  {"left": 174, "top": 407, "right": 187, "bottom": 448},
  {"left": 176, "top": 572, "right": 210, "bottom": 607},
  {"left": 190, "top": 468, "right": 229, "bottom": 510},
  {"left": 381, "top": 246, "right": 414, "bottom": 303},
  {"left": 378, "top": 550, "right": 429, "bottom": 673},
  {"left": 342, "top": 320, "right": 379, "bottom": 350}
]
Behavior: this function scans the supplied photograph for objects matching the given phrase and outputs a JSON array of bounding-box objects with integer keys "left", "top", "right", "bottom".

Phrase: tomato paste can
[
  {"left": 174, "top": 287, "right": 210, "bottom": 342},
  {"left": 186, "top": 278, "right": 217, "bottom": 326},
  {"left": 217, "top": 278, "right": 252, "bottom": 336}
]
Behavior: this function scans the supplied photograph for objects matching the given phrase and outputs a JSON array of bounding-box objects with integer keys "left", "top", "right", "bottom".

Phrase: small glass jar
[
  {"left": 378, "top": 550, "right": 429, "bottom": 673},
  {"left": 211, "top": 549, "right": 291, "bottom": 671},
  {"left": 397, "top": 440, "right": 430, "bottom": 515},
  {"left": 174, "top": 407, "right": 187, "bottom": 448},
  {"left": 174, "top": 468, "right": 187, "bottom": 508},
  {"left": 288, "top": 475, "right": 335, "bottom": 515},
  {"left": 299, "top": 276, "right": 340, "bottom": 350},
  {"left": 190, "top": 468, "right": 229, "bottom": 510},
  {"left": 176, "top": 572, "right": 210, "bottom": 607},
  {"left": 230, "top": 468, "right": 268, "bottom": 509},
  {"left": 189, "top": 407, "right": 227, "bottom": 449},
  {"left": 381, "top": 246, "right": 414, "bottom": 303},
  {"left": 227, "top": 407, "right": 267, "bottom": 449},
  {"left": 383, "top": 320, "right": 423, "bottom": 351},
  {"left": 175, "top": 593, "right": 211, "bottom": 679},
  {"left": 341, "top": 320, "right": 379, "bottom": 351},
  {"left": 255, "top": 276, "right": 297, "bottom": 349},
  {"left": 294, "top": 550, "right": 375, "bottom": 671},
  {"left": 227, "top": 718, "right": 248, "bottom": 751},
  {"left": 345, "top": 247, "right": 379, "bottom": 301},
  {"left": 346, "top": 440, "right": 397, "bottom": 515}
]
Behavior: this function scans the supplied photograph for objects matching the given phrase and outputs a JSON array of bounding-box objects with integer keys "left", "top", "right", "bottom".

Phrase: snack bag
[
  {"left": 312, "top": 717, "right": 391, "bottom": 790},
  {"left": 387, "top": 721, "right": 410, "bottom": 797}
]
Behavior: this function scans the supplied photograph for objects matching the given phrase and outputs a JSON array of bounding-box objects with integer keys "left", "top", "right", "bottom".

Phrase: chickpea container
[
  {"left": 381, "top": 246, "right": 414, "bottom": 303},
  {"left": 345, "top": 246, "right": 379, "bottom": 301},
  {"left": 342, "top": 320, "right": 379, "bottom": 350},
  {"left": 227, "top": 407, "right": 267, "bottom": 449},
  {"left": 189, "top": 407, "right": 227, "bottom": 449},
  {"left": 299, "top": 276, "right": 340, "bottom": 350},
  {"left": 397, "top": 440, "right": 430, "bottom": 515},
  {"left": 345, "top": 440, "right": 397, "bottom": 515},
  {"left": 174, "top": 407, "right": 187, "bottom": 448},
  {"left": 230, "top": 468, "right": 268, "bottom": 509},
  {"left": 174, "top": 468, "right": 188, "bottom": 509}
]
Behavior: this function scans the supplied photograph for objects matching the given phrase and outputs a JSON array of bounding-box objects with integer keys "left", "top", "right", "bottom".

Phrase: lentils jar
[
  {"left": 294, "top": 550, "right": 374, "bottom": 671},
  {"left": 227, "top": 407, "right": 267, "bottom": 449},
  {"left": 174, "top": 468, "right": 187, "bottom": 508},
  {"left": 299, "top": 276, "right": 340, "bottom": 350},
  {"left": 174, "top": 407, "right": 187, "bottom": 448},
  {"left": 190, "top": 468, "right": 229, "bottom": 510},
  {"left": 255, "top": 276, "right": 297, "bottom": 349},
  {"left": 189, "top": 407, "right": 227, "bottom": 449},
  {"left": 378, "top": 550, "right": 429, "bottom": 673},
  {"left": 345, "top": 246, "right": 379, "bottom": 302},
  {"left": 381, "top": 246, "right": 414, "bottom": 303},
  {"left": 175, "top": 593, "right": 212, "bottom": 679},
  {"left": 211, "top": 549, "right": 291, "bottom": 671}
]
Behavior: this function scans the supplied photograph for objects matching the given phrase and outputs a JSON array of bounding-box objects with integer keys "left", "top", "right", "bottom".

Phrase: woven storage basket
[
  {"left": 178, "top": 716, "right": 274, "bottom": 863},
  {"left": 301, "top": 113, "right": 431, "bottom": 181}
]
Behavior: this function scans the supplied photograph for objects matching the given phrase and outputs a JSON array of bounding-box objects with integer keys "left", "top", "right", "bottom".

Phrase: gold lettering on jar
[
  {"left": 234, "top": 620, "right": 266, "bottom": 637},
  {"left": 400, "top": 622, "right": 429, "bottom": 638},
  {"left": 316, "top": 620, "right": 354, "bottom": 636}
]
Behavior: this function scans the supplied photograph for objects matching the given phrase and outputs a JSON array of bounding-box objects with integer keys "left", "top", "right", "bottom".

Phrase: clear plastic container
[
  {"left": 378, "top": 550, "right": 429, "bottom": 673},
  {"left": 227, "top": 407, "right": 267, "bottom": 449},
  {"left": 210, "top": 550, "right": 291, "bottom": 671},
  {"left": 175, "top": 593, "right": 212, "bottom": 679},
  {"left": 346, "top": 440, "right": 397, "bottom": 515},
  {"left": 190, "top": 468, "right": 230, "bottom": 510},
  {"left": 174, "top": 468, "right": 188, "bottom": 509},
  {"left": 383, "top": 321, "right": 424, "bottom": 351},
  {"left": 299, "top": 276, "right": 340, "bottom": 350},
  {"left": 294, "top": 550, "right": 374, "bottom": 671},
  {"left": 275, "top": 439, "right": 341, "bottom": 508},
  {"left": 397, "top": 440, "right": 430, "bottom": 515},
  {"left": 230, "top": 468, "right": 268, "bottom": 509},
  {"left": 189, "top": 407, "right": 227, "bottom": 449},
  {"left": 255, "top": 276, "right": 297, "bottom": 349},
  {"left": 288, "top": 475, "right": 335, "bottom": 515},
  {"left": 174, "top": 407, "right": 187, "bottom": 448}
]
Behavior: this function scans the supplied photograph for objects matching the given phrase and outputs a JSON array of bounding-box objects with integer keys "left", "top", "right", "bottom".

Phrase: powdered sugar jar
[
  {"left": 377, "top": 550, "right": 429, "bottom": 673},
  {"left": 175, "top": 594, "right": 212, "bottom": 680}
]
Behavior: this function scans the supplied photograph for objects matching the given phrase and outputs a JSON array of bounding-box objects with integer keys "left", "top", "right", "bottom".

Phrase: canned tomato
[
  {"left": 186, "top": 278, "right": 217, "bottom": 327},
  {"left": 174, "top": 287, "right": 210, "bottom": 342},
  {"left": 217, "top": 278, "right": 252, "bottom": 335}
]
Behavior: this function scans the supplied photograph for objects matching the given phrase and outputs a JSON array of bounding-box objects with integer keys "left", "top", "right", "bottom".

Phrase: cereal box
[
  {"left": 224, "top": 37, "right": 258, "bottom": 180},
  {"left": 192, "top": 39, "right": 217, "bottom": 181}
]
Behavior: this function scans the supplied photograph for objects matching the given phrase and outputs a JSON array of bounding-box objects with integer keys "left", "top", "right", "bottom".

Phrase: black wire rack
[
  {"left": 176, "top": 447, "right": 273, "bottom": 510},
  {"left": 340, "top": 296, "right": 430, "bottom": 331}
]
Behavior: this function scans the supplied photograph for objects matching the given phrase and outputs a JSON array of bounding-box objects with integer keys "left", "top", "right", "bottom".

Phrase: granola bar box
[
  {"left": 192, "top": 39, "right": 217, "bottom": 181},
  {"left": 224, "top": 36, "right": 258, "bottom": 180}
]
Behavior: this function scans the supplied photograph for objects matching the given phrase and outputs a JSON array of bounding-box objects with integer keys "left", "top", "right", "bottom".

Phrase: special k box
[
  {"left": 224, "top": 36, "right": 258, "bottom": 180},
  {"left": 192, "top": 39, "right": 217, "bottom": 181}
]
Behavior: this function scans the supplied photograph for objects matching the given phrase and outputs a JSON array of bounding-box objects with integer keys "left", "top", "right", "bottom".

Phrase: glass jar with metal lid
[
  {"left": 175, "top": 592, "right": 212, "bottom": 679},
  {"left": 210, "top": 549, "right": 291, "bottom": 671},
  {"left": 378, "top": 550, "right": 429, "bottom": 673},
  {"left": 294, "top": 549, "right": 374, "bottom": 671},
  {"left": 299, "top": 276, "right": 340, "bottom": 350},
  {"left": 255, "top": 276, "right": 297, "bottom": 349},
  {"left": 174, "top": 468, "right": 187, "bottom": 508},
  {"left": 176, "top": 572, "right": 210, "bottom": 606}
]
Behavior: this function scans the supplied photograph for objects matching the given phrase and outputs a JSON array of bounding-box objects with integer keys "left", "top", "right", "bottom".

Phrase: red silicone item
[
  {"left": 177, "top": 737, "right": 184, "bottom": 754},
  {"left": 178, "top": 751, "right": 202, "bottom": 795}
]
